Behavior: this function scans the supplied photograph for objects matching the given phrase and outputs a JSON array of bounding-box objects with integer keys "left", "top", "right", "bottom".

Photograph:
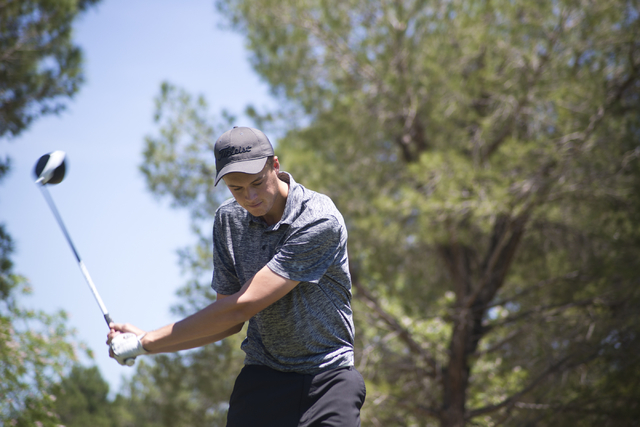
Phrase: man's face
[{"left": 223, "top": 159, "right": 282, "bottom": 221}]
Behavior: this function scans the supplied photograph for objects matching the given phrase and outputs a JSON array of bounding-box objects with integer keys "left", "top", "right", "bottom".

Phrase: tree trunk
[
  {"left": 441, "top": 311, "right": 472, "bottom": 427},
  {"left": 438, "top": 214, "right": 528, "bottom": 426}
]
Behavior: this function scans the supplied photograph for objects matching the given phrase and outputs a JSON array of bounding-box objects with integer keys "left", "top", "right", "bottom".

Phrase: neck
[{"left": 262, "top": 176, "right": 289, "bottom": 225}]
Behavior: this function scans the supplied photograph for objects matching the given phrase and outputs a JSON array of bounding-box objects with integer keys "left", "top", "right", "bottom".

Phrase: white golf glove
[{"left": 110, "top": 333, "right": 149, "bottom": 366}]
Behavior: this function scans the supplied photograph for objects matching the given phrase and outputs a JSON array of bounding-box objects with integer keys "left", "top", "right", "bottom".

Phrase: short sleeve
[
  {"left": 211, "top": 212, "right": 242, "bottom": 295},
  {"left": 267, "top": 216, "right": 342, "bottom": 283}
]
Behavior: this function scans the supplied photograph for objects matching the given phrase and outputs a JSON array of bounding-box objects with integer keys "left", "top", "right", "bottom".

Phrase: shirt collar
[{"left": 248, "top": 171, "right": 301, "bottom": 230}]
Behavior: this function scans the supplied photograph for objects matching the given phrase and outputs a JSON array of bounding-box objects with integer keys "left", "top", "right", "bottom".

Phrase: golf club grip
[{"left": 104, "top": 313, "right": 114, "bottom": 326}]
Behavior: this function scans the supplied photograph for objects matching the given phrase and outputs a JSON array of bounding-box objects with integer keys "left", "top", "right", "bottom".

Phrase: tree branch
[
  {"left": 464, "top": 213, "right": 528, "bottom": 310},
  {"left": 395, "top": 397, "right": 441, "bottom": 419},
  {"left": 487, "top": 271, "right": 580, "bottom": 309},
  {"left": 481, "top": 8, "right": 566, "bottom": 162},
  {"left": 466, "top": 354, "right": 572, "bottom": 419},
  {"left": 484, "top": 297, "right": 598, "bottom": 331},
  {"left": 473, "top": 328, "right": 522, "bottom": 358},
  {"left": 350, "top": 266, "right": 440, "bottom": 378}
]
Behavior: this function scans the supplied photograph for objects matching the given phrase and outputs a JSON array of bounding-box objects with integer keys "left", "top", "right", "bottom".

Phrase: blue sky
[{"left": 1, "top": 0, "right": 274, "bottom": 392}]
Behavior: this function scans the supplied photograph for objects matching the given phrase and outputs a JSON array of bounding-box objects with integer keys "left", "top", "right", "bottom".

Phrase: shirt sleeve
[
  {"left": 267, "top": 216, "right": 342, "bottom": 284},
  {"left": 211, "top": 212, "right": 242, "bottom": 295}
]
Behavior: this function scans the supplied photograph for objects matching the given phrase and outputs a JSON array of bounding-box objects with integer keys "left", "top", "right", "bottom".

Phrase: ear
[{"left": 273, "top": 156, "right": 280, "bottom": 173}]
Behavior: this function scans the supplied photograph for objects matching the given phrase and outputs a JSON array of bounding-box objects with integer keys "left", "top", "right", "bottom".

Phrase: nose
[{"left": 245, "top": 187, "right": 258, "bottom": 202}]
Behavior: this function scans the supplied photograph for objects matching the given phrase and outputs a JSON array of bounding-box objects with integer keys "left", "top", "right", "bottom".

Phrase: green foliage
[
  {"left": 113, "top": 336, "right": 246, "bottom": 427},
  {"left": 217, "top": 0, "right": 640, "bottom": 425},
  {"left": 47, "top": 365, "right": 115, "bottom": 427},
  {"left": 134, "top": 0, "right": 640, "bottom": 425},
  {"left": 0, "top": 2, "right": 103, "bottom": 425},
  {"left": 0, "top": 0, "right": 100, "bottom": 137},
  {"left": 141, "top": 82, "right": 235, "bottom": 220},
  {"left": 0, "top": 224, "right": 78, "bottom": 426},
  {"left": 12, "top": 364, "right": 151, "bottom": 427}
]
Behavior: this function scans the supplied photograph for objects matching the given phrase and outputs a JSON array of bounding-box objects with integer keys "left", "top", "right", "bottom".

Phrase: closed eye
[{"left": 229, "top": 180, "right": 262, "bottom": 192}]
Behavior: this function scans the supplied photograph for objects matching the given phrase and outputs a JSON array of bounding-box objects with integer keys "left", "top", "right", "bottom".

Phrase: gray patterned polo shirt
[{"left": 211, "top": 172, "right": 355, "bottom": 374}]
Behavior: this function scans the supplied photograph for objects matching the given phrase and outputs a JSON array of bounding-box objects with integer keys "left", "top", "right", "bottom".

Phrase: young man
[{"left": 108, "top": 126, "right": 366, "bottom": 426}]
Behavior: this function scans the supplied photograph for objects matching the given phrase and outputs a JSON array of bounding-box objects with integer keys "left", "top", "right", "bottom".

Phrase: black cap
[{"left": 214, "top": 126, "right": 274, "bottom": 186}]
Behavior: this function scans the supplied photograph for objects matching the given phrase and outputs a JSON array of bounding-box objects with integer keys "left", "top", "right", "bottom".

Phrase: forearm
[
  {"left": 148, "top": 323, "right": 244, "bottom": 354},
  {"left": 139, "top": 266, "right": 298, "bottom": 353},
  {"left": 141, "top": 293, "right": 247, "bottom": 352}
]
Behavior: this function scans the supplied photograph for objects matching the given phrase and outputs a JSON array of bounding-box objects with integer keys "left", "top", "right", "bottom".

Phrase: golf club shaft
[{"left": 38, "top": 185, "right": 113, "bottom": 326}]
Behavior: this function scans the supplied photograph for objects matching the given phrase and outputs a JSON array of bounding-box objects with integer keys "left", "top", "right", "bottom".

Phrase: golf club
[{"left": 33, "top": 151, "right": 119, "bottom": 330}]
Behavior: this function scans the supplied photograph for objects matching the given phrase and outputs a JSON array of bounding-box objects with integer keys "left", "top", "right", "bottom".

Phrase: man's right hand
[
  {"left": 107, "top": 322, "right": 148, "bottom": 366},
  {"left": 109, "top": 332, "right": 149, "bottom": 366}
]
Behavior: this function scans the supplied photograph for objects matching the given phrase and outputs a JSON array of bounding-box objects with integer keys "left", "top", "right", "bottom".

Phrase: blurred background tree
[
  {"left": 91, "top": 0, "right": 640, "bottom": 426},
  {"left": 0, "top": 0, "right": 101, "bottom": 137},
  {"left": 0, "top": 0, "right": 101, "bottom": 425},
  {"left": 0, "top": 223, "right": 77, "bottom": 426}
]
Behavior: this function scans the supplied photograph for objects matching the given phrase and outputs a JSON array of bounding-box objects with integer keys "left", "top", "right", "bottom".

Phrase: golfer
[{"left": 108, "top": 126, "right": 366, "bottom": 426}]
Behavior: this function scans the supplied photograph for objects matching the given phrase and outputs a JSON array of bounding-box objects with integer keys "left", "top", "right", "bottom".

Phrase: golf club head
[{"left": 34, "top": 151, "right": 66, "bottom": 185}]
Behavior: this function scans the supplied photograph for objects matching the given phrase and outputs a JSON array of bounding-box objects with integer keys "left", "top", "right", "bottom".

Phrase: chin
[{"left": 245, "top": 204, "right": 267, "bottom": 217}]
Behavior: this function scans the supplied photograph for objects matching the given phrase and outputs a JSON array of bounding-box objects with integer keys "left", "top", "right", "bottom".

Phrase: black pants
[{"left": 226, "top": 365, "right": 366, "bottom": 427}]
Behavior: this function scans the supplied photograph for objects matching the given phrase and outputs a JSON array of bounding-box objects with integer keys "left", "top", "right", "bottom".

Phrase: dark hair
[{"left": 265, "top": 156, "right": 275, "bottom": 169}]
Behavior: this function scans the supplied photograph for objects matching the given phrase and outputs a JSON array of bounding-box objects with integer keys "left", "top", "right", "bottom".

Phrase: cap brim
[{"left": 214, "top": 157, "right": 269, "bottom": 186}]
